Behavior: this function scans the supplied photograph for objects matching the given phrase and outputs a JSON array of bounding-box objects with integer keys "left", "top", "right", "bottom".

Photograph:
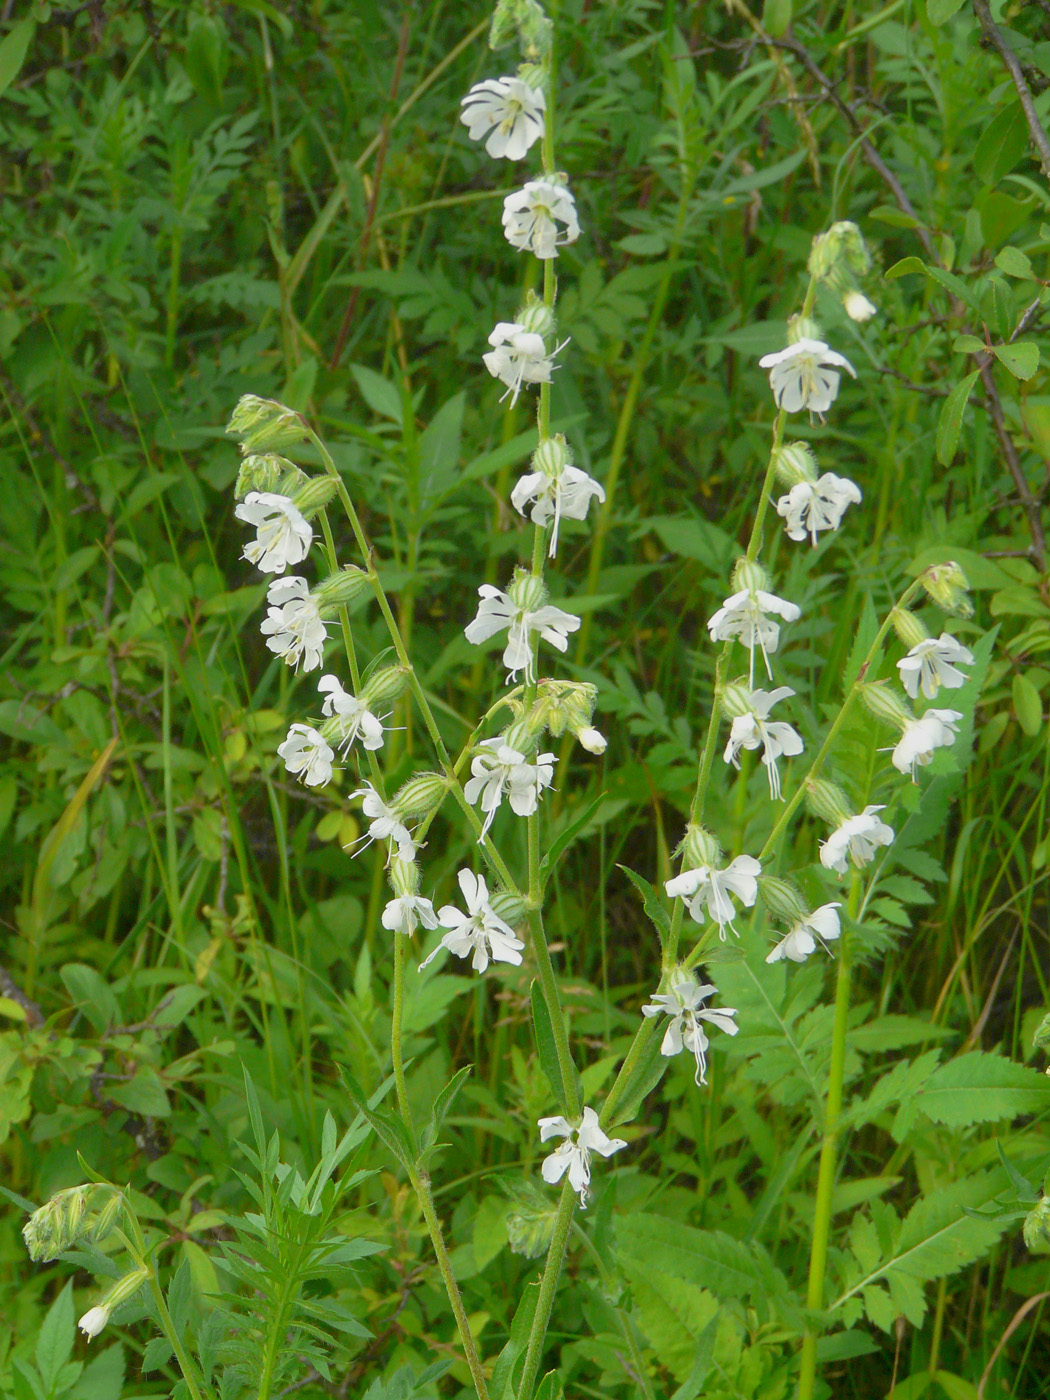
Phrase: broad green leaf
[
  {"left": 531, "top": 982, "right": 570, "bottom": 1102},
  {"left": 1013, "top": 672, "right": 1043, "bottom": 734},
  {"left": 935, "top": 369, "right": 981, "bottom": 466},
  {"left": 761, "top": 0, "right": 792, "bottom": 35},
  {"left": 916, "top": 1052, "right": 1050, "bottom": 1126},
  {"left": 974, "top": 102, "right": 1029, "bottom": 186},
  {"left": 993, "top": 341, "right": 1039, "bottom": 380},
  {"left": 927, "top": 0, "right": 965, "bottom": 19},
  {"left": 350, "top": 364, "right": 402, "bottom": 423},
  {"left": 109, "top": 1068, "right": 171, "bottom": 1118},
  {"left": 36, "top": 1282, "right": 74, "bottom": 1393},
  {"left": 995, "top": 245, "right": 1035, "bottom": 279},
  {"left": 0, "top": 18, "right": 34, "bottom": 100},
  {"left": 618, "top": 863, "right": 670, "bottom": 942},
  {"left": 490, "top": 1282, "right": 538, "bottom": 1400}
]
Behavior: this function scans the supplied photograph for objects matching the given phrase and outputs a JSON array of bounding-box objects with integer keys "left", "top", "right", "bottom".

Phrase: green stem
[
  {"left": 518, "top": 1180, "right": 577, "bottom": 1400},
  {"left": 392, "top": 929, "right": 412, "bottom": 1130},
  {"left": 138, "top": 1259, "right": 209, "bottom": 1400},
  {"left": 528, "top": 809, "right": 580, "bottom": 1115},
  {"left": 796, "top": 876, "right": 859, "bottom": 1400},
  {"left": 412, "top": 1169, "right": 491, "bottom": 1400}
]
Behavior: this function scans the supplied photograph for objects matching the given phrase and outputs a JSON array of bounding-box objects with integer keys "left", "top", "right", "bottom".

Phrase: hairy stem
[{"left": 518, "top": 1180, "right": 577, "bottom": 1400}]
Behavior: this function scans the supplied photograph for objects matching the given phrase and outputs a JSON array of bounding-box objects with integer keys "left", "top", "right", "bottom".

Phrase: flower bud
[
  {"left": 102, "top": 1266, "right": 150, "bottom": 1311},
  {"left": 808, "top": 221, "right": 870, "bottom": 280},
  {"left": 843, "top": 290, "right": 877, "bottom": 323},
  {"left": 226, "top": 395, "right": 308, "bottom": 453},
  {"left": 78, "top": 1305, "right": 110, "bottom": 1340},
  {"left": 503, "top": 717, "right": 542, "bottom": 753},
  {"left": 731, "top": 557, "right": 769, "bottom": 595},
  {"left": 516, "top": 289, "right": 556, "bottom": 339},
  {"left": 490, "top": 0, "right": 552, "bottom": 60},
  {"left": 362, "top": 666, "right": 410, "bottom": 707},
  {"left": 489, "top": 889, "right": 527, "bottom": 924},
  {"left": 720, "top": 679, "right": 753, "bottom": 720},
  {"left": 805, "top": 778, "right": 851, "bottom": 826},
  {"left": 533, "top": 678, "right": 597, "bottom": 736},
  {"left": 24, "top": 1185, "right": 97, "bottom": 1262},
  {"left": 393, "top": 772, "right": 450, "bottom": 819},
  {"left": 516, "top": 60, "right": 546, "bottom": 90},
  {"left": 680, "top": 824, "right": 721, "bottom": 869},
  {"left": 920, "top": 561, "right": 973, "bottom": 619},
  {"left": 531, "top": 433, "right": 571, "bottom": 479},
  {"left": 860, "top": 682, "right": 912, "bottom": 729},
  {"left": 1023, "top": 1197, "right": 1050, "bottom": 1252},
  {"left": 389, "top": 856, "right": 420, "bottom": 898},
  {"left": 90, "top": 1189, "right": 125, "bottom": 1246},
  {"left": 787, "top": 314, "right": 822, "bottom": 345},
  {"left": 313, "top": 566, "right": 373, "bottom": 610},
  {"left": 291, "top": 477, "right": 340, "bottom": 518},
  {"left": 890, "top": 607, "right": 929, "bottom": 650},
  {"left": 576, "top": 725, "right": 607, "bottom": 754},
  {"left": 508, "top": 567, "right": 547, "bottom": 614},
  {"left": 759, "top": 876, "right": 807, "bottom": 923},
  {"left": 235, "top": 452, "right": 307, "bottom": 500},
  {"left": 772, "top": 441, "right": 818, "bottom": 487}
]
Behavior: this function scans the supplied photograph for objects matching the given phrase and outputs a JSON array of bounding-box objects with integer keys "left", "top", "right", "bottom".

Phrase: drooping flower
[
  {"left": 277, "top": 724, "right": 334, "bottom": 788},
  {"left": 420, "top": 869, "right": 524, "bottom": 974},
  {"left": 464, "top": 738, "right": 556, "bottom": 840},
  {"left": 502, "top": 179, "right": 580, "bottom": 259},
  {"left": 465, "top": 581, "right": 580, "bottom": 683},
  {"left": 707, "top": 587, "right": 801, "bottom": 684},
  {"left": 260, "top": 576, "right": 327, "bottom": 672},
  {"left": 766, "top": 903, "right": 842, "bottom": 964},
  {"left": 665, "top": 854, "right": 762, "bottom": 938},
  {"left": 722, "top": 686, "right": 804, "bottom": 800},
  {"left": 482, "top": 323, "right": 564, "bottom": 405},
  {"left": 776, "top": 473, "right": 862, "bottom": 546},
  {"left": 844, "top": 290, "right": 877, "bottom": 323},
  {"left": 820, "top": 805, "right": 894, "bottom": 874},
  {"left": 891, "top": 709, "right": 964, "bottom": 780},
  {"left": 896, "top": 634, "right": 973, "bottom": 701},
  {"left": 318, "top": 675, "right": 387, "bottom": 752},
  {"left": 511, "top": 461, "right": 605, "bottom": 557},
  {"left": 349, "top": 782, "right": 417, "bottom": 861},
  {"left": 78, "top": 1305, "right": 110, "bottom": 1340},
  {"left": 641, "top": 972, "right": 739, "bottom": 1085},
  {"left": 459, "top": 76, "right": 546, "bottom": 160},
  {"left": 235, "top": 491, "right": 313, "bottom": 574},
  {"left": 537, "top": 1106, "right": 626, "bottom": 1208},
  {"left": 758, "top": 338, "right": 857, "bottom": 416},
  {"left": 382, "top": 893, "right": 439, "bottom": 937}
]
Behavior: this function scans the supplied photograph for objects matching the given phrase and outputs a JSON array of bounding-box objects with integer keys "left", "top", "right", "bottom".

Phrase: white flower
[
  {"left": 576, "top": 725, "right": 607, "bottom": 754},
  {"left": 537, "top": 1106, "right": 626, "bottom": 1208},
  {"left": 260, "top": 576, "right": 327, "bottom": 671},
  {"left": 758, "top": 338, "right": 857, "bottom": 416},
  {"left": 707, "top": 587, "right": 801, "bottom": 684},
  {"left": 844, "top": 290, "right": 877, "bottom": 322},
  {"left": 464, "top": 738, "right": 556, "bottom": 840},
  {"left": 420, "top": 869, "right": 524, "bottom": 974},
  {"left": 318, "top": 674, "right": 386, "bottom": 752},
  {"left": 78, "top": 1305, "right": 110, "bottom": 1340},
  {"left": 665, "top": 854, "right": 762, "bottom": 938},
  {"left": 482, "top": 322, "right": 564, "bottom": 406},
  {"left": 277, "top": 723, "right": 334, "bottom": 788},
  {"left": 891, "top": 709, "right": 964, "bottom": 780},
  {"left": 382, "top": 894, "right": 439, "bottom": 937},
  {"left": 776, "top": 472, "right": 862, "bottom": 546},
  {"left": 350, "top": 782, "right": 417, "bottom": 861},
  {"left": 511, "top": 462, "right": 605, "bottom": 558},
  {"left": 459, "top": 76, "right": 545, "bottom": 160},
  {"left": 502, "top": 179, "right": 580, "bottom": 259},
  {"left": 723, "top": 686, "right": 804, "bottom": 800},
  {"left": 465, "top": 584, "right": 580, "bottom": 683},
  {"left": 896, "top": 634, "right": 973, "bottom": 701},
  {"left": 820, "top": 805, "right": 894, "bottom": 875},
  {"left": 765, "top": 903, "right": 842, "bottom": 964},
  {"left": 235, "top": 491, "right": 312, "bottom": 574},
  {"left": 641, "top": 973, "right": 738, "bottom": 1085}
]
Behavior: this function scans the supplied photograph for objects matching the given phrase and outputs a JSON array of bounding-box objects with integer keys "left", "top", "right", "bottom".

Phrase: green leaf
[
  {"left": 993, "top": 341, "right": 1040, "bottom": 380},
  {"left": 1012, "top": 672, "right": 1043, "bottom": 735},
  {"left": 339, "top": 1067, "right": 415, "bottom": 1169},
  {"left": 618, "top": 864, "right": 670, "bottom": 944},
  {"left": 60, "top": 964, "right": 121, "bottom": 1033},
  {"left": 109, "top": 1068, "right": 171, "bottom": 1118},
  {"left": 534, "top": 1374, "right": 564, "bottom": 1400},
  {"left": 995, "top": 246, "right": 1035, "bottom": 279},
  {"left": 350, "top": 365, "right": 402, "bottom": 423},
  {"left": 935, "top": 369, "right": 981, "bottom": 466},
  {"left": 36, "top": 1282, "right": 74, "bottom": 1393},
  {"left": 916, "top": 1052, "right": 1050, "bottom": 1126},
  {"left": 153, "top": 984, "right": 207, "bottom": 1029},
  {"left": 974, "top": 102, "right": 1029, "bottom": 186},
  {"left": 417, "top": 392, "right": 464, "bottom": 510},
  {"left": 927, "top": 0, "right": 964, "bottom": 17},
  {"left": 951, "top": 334, "right": 985, "bottom": 354},
  {"left": 540, "top": 793, "right": 609, "bottom": 881},
  {"left": 531, "top": 982, "right": 567, "bottom": 1102},
  {"left": 0, "top": 18, "right": 34, "bottom": 100},
  {"left": 647, "top": 515, "right": 735, "bottom": 572},
  {"left": 605, "top": 1024, "right": 667, "bottom": 1128},
  {"left": 886, "top": 257, "right": 983, "bottom": 315},
  {"left": 490, "top": 1282, "right": 538, "bottom": 1400},
  {"left": 429, "top": 1064, "right": 472, "bottom": 1134},
  {"left": 842, "top": 592, "right": 879, "bottom": 691}
]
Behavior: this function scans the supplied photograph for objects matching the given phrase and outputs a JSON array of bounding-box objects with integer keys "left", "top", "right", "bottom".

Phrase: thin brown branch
[
  {"left": 972, "top": 0, "right": 1050, "bottom": 179},
  {"left": 977, "top": 356, "right": 1047, "bottom": 571},
  {"left": 0, "top": 965, "right": 44, "bottom": 1028}
]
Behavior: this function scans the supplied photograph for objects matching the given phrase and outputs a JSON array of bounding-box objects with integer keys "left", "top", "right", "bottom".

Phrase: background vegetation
[{"left": 1, "top": 0, "right": 1050, "bottom": 1396}]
